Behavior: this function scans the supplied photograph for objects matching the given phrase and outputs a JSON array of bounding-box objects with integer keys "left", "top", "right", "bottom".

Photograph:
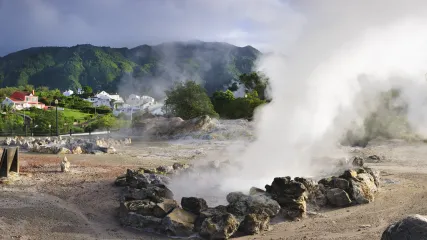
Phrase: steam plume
[{"left": 170, "top": 1, "right": 427, "bottom": 203}]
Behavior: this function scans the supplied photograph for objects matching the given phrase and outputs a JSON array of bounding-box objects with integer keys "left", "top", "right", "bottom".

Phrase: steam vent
[{"left": 115, "top": 156, "right": 380, "bottom": 239}]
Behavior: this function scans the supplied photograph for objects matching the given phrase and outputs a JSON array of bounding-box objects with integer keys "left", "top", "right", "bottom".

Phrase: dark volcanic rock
[
  {"left": 325, "top": 188, "right": 352, "bottom": 207},
  {"left": 181, "top": 197, "right": 209, "bottom": 215},
  {"left": 120, "top": 212, "right": 162, "bottom": 229},
  {"left": 122, "top": 184, "right": 174, "bottom": 203},
  {"left": 352, "top": 156, "right": 364, "bottom": 167},
  {"left": 153, "top": 199, "right": 179, "bottom": 218},
  {"left": 226, "top": 192, "right": 280, "bottom": 218},
  {"left": 265, "top": 177, "right": 307, "bottom": 219},
  {"left": 381, "top": 214, "right": 427, "bottom": 240}
]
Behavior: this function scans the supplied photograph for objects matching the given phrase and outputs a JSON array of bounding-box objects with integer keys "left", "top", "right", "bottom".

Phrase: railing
[{"left": 0, "top": 129, "right": 114, "bottom": 137}]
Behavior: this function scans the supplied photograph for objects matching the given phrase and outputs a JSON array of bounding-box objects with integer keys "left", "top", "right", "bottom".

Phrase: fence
[{"left": 0, "top": 128, "right": 118, "bottom": 137}]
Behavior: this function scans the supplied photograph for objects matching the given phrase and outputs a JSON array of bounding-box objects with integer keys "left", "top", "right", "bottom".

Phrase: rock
[
  {"left": 156, "top": 165, "right": 174, "bottom": 174},
  {"left": 340, "top": 170, "right": 358, "bottom": 180},
  {"left": 122, "top": 184, "right": 174, "bottom": 203},
  {"left": 161, "top": 208, "right": 197, "bottom": 237},
  {"left": 365, "top": 167, "right": 381, "bottom": 187},
  {"left": 56, "top": 147, "right": 71, "bottom": 154},
  {"left": 334, "top": 178, "right": 350, "bottom": 190},
  {"left": 352, "top": 156, "right": 364, "bottom": 167},
  {"left": 100, "top": 146, "right": 116, "bottom": 154},
  {"left": 381, "top": 214, "right": 427, "bottom": 240},
  {"left": 181, "top": 197, "right": 208, "bottom": 214},
  {"left": 153, "top": 199, "right": 179, "bottom": 218},
  {"left": 115, "top": 175, "right": 127, "bottom": 186},
  {"left": 226, "top": 192, "right": 247, "bottom": 204},
  {"left": 311, "top": 187, "right": 328, "bottom": 207},
  {"left": 265, "top": 177, "right": 307, "bottom": 220},
  {"left": 367, "top": 155, "right": 382, "bottom": 163},
  {"left": 249, "top": 187, "right": 266, "bottom": 196},
  {"left": 194, "top": 207, "right": 228, "bottom": 232},
  {"left": 60, "top": 157, "right": 70, "bottom": 172},
  {"left": 350, "top": 179, "right": 374, "bottom": 204},
  {"left": 72, "top": 146, "right": 83, "bottom": 154},
  {"left": 294, "top": 177, "right": 316, "bottom": 192},
  {"left": 173, "top": 163, "right": 184, "bottom": 170},
  {"left": 120, "top": 212, "right": 162, "bottom": 229},
  {"left": 226, "top": 192, "right": 280, "bottom": 218},
  {"left": 123, "top": 199, "right": 156, "bottom": 216},
  {"left": 349, "top": 173, "right": 378, "bottom": 204},
  {"left": 199, "top": 212, "right": 239, "bottom": 240},
  {"left": 239, "top": 211, "right": 270, "bottom": 235},
  {"left": 325, "top": 188, "right": 352, "bottom": 207}
]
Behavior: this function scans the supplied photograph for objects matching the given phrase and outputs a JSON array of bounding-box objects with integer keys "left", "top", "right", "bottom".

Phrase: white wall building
[
  {"left": 112, "top": 94, "right": 162, "bottom": 116},
  {"left": 63, "top": 89, "right": 74, "bottom": 97},
  {"left": 85, "top": 91, "right": 124, "bottom": 108}
]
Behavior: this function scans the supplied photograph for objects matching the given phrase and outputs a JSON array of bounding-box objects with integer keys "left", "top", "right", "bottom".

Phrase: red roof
[{"left": 10, "top": 91, "right": 31, "bottom": 101}]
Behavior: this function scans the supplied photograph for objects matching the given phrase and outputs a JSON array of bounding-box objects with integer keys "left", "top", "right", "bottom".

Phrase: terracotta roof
[{"left": 10, "top": 91, "right": 31, "bottom": 101}]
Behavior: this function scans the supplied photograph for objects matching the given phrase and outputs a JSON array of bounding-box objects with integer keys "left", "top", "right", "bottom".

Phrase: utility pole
[{"left": 55, "top": 99, "right": 59, "bottom": 136}]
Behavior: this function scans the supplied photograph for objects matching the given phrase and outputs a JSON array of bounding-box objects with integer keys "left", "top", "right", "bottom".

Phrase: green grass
[{"left": 62, "top": 108, "right": 91, "bottom": 122}]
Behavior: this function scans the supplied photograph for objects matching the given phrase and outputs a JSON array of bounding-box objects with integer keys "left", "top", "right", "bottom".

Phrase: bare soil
[{"left": 1, "top": 139, "right": 427, "bottom": 240}]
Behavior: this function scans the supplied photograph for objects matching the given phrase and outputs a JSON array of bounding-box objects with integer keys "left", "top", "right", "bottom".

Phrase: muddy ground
[{"left": 1, "top": 139, "right": 427, "bottom": 240}]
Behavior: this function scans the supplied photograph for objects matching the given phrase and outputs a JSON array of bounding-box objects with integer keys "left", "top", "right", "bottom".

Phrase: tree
[
  {"left": 211, "top": 89, "right": 235, "bottom": 118},
  {"left": 238, "top": 72, "right": 270, "bottom": 100},
  {"left": 82, "top": 86, "right": 93, "bottom": 98},
  {"left": 163, "top": 81, "right": 218, "bottom": 120}
]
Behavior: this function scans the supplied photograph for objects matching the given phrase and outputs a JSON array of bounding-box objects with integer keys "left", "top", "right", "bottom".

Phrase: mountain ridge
[{"left": 0, "top": 41, "right": 261, "bottom": 97}]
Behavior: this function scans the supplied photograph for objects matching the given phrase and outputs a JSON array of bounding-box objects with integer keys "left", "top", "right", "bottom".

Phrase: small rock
[
  {"left": 60, "top": 157, "right": 70, "bottom": 172},
  {"left": 153, "top": 199, "right": 179, "bottom": 218},
  {"left": 352, "top": 156, "right": 364, "bottom": 167},
  {"left": 72, "top": 146, "right": 83, "bottom": 154}
]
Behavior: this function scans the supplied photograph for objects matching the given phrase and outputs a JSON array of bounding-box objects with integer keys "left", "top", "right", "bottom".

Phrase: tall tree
[{"left": 163, "top": 81, "right": 218, "bottom": 120}]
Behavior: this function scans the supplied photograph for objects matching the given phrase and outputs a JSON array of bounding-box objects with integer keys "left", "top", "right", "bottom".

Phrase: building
[
  {"left": 63, "top": 89, "right": 74, "bottom": 97},
  {"left": 2, "top": 90, "right": 46, "bottom": 110},
  {"left": 112, "top": 94, "right": 162, "bottom": 116},
  {"left": 77, "top": 88, "right": 84, "bottom": 95},
  {"left": 85, "top": 91, "right": 124, "bottom": 108},
  {"left": 126, "top": 94, "right": 155, "bottom": 106}
]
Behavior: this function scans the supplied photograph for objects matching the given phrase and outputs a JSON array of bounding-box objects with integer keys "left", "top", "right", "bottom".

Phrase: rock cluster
[
  {"left": 115, "top": 156, "right": 380, "bottom": 239},
  {"left": 2, "top": 136, "right": 131, "bottom": 154}
]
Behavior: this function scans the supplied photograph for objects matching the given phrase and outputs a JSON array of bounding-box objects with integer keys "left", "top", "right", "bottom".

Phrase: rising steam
[{"left": 169, "top": 1, "right": 427, "bottom": 204}]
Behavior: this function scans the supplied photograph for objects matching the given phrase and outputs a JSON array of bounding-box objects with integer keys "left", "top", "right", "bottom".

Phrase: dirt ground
[{"left": 1, "top": 139, "right": 427, "bottom": 240}]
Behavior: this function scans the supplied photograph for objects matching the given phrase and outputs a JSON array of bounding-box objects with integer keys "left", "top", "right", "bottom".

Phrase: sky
[{"left": 0, "top": 0, "right": 303, "bottom": 56}]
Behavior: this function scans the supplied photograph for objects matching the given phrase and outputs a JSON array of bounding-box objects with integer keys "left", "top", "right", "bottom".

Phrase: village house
[
  {"left": 85, "top": 91, "right": 124, "bottom": 108},
  {"left": 63, "top": 89, "right": 74, "bottom": 97},
  {"left": 1, "top": 90, "right": 46, "bottom": 110}
]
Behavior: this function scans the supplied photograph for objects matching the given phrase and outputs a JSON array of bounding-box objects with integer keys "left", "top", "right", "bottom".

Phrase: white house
[
  {"left": 63, "top": 89, "right": 74, "bottom": 97},
  {"left": 77, "top": 88, "right": 84, "bottom": 95},
  {"left": 112, "top": 94, "right": 162, "bottom": 117},
  {"left": 85, "top": 91, "right": 125, "bottom": 108},
  {"left": 126, "top": 94, "right": 155, "bottom": 106}
]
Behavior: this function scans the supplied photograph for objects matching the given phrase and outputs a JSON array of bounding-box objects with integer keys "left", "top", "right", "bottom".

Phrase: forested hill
[{"left": 0, "top": 41, "right": 260, "bottom": 96}]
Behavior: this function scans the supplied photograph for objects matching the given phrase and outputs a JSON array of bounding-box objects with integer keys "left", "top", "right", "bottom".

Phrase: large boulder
[
  {"left": 239, "top": 210, "right": 270, "bottom": 235},
  {"left": 381, "top": 214, "right": 427, "bottom": 240},
  {"left": 181, "top": 197, "right": 208, "bottom": 215},
  {"left": 350, "top": 173, "right": 378, "bottom": 204},
  {"left": 161, "top": 208, "right": 197, "bottom": 237},
  {"left": 226, "top": 192, "right": 280, "bottom": 218},
  {"left": 199, "top": 212, "right": 239, "bottom": 240},
  {"left": 325, "top": 188, "right": 352, "bottom": 207},
  {"left": 265, "top": 177, "right": 307, "bottom": 220}
]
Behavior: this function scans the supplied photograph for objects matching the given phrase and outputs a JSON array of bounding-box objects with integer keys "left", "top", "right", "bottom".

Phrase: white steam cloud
[{"left": 170, "top": 1, "right": 427, "bottom": 204}]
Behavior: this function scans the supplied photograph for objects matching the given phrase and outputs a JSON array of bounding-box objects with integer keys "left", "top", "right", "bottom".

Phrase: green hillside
[{"left": 0, "top": 41, "right": 260, "bottom": 96}]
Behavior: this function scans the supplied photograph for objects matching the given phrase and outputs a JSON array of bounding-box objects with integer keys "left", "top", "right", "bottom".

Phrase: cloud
[{"left": 0, "top": 0, "right": 302, "bottom": 56}]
